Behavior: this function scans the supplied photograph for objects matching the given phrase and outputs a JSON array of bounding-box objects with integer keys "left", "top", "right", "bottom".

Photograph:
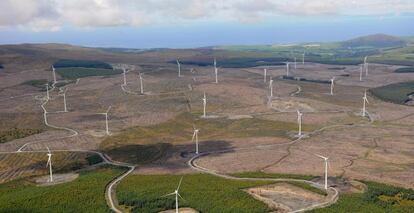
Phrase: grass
[
  {"left": 0, "top": 166, "right": 125, "bottom": 212},
  {"left": 369, "top": 81, "right": 414, "bottom": 104},
  {"left": 0, "top": 128, "right": 43, "bottom": 143},
  {"left": 100, "top": 113, "right": 317, "bottom": 164},
  {"left": 55, "top": 67, "right": 122, "bottom": 80},
  {"left": 232, "top": 171, "right": 316, "bottom": 181},
  {"left": 85, "top": 154, "right": 104, "bottom": 165},
  {"left": 311, "top": 181, "right": 414, "bottom": 213},
  {"left": 117, "top": 174, "right": 274, "bottom": 213}
]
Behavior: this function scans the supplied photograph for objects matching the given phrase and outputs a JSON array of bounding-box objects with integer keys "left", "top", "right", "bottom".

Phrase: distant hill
[{"left": 341, "top": 34, "right": 406, "bottom": 48}]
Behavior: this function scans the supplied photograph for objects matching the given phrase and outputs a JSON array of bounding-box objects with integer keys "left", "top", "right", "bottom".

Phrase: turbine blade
[
  {"left": 314, "top": 153, "right": 327, "bottom": 159},
  {"left": 161, "top": 192, "right": 176, "bottom": 197},
  {"left": 106, "top": 106, "right": 112, "bottom": 113},
  {"left": 177, "top": 192, "right": 186, "bottom": 202},
  {"left": 192, "top": 132, "right": 196, "bottom": 142},
  {"left": 46, "top": 146, "right": 51, "bottom": 154},
  {"left": 177, "top": 176, "right": 183, "bottom": 191}
]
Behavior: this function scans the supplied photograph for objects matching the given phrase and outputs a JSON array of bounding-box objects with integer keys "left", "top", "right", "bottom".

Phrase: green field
[
  {"left": 100, "top": 113, "right": 318, "bottom": 164},
  {"left": 0, "top": 128, "right": 43, "bottom": 143},
  {"left": 56, "top": 67, "right": 123, "bottom": 80},
  {"left": 22, "top": 79, "right": 50, "bottom": 90},
  {"left": 117, "top": 174, "right": 273, "bottom": 213},
  {"left": 311, "top": 181, "right": 414, "bottom": 213},
  {"left": 370, "top": 81, "right": 414, "bottom": 104},
  {"left": 0, "top": 166, "right": 124, "bottom": 213}
]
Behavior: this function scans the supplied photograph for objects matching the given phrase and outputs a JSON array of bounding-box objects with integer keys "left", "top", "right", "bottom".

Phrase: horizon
[{"left": 0, "top": 1, "right": 414, "bottom": 48}]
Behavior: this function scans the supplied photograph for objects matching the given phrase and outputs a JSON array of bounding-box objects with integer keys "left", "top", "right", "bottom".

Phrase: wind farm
[{"left": 0, "top": 1, "right": 414, "bottom": 212}]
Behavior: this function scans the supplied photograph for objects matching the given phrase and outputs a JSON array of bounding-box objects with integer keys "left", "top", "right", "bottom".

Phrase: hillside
[{"left": 341, "top": 33, "right": 406, "bottom": 48}]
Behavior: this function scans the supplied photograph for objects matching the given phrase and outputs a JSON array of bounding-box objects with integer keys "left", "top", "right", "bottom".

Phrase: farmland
[
  {"left": 0, "top": 166, "right": 125, "bottom": 212},
  {"left": 117, "top": 174, "right": 273, "bottom": 213},
  {"left": 55, "top": 67, "right": 123, "bottom": 80},
  {"left": 0, "top": 128, "right": 43, "bottom": 143}
]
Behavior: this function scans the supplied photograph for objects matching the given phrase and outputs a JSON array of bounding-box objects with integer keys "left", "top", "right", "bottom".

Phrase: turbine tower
[
  {"left": 177, "top": 59, "right": 181, "bottom": 77},
  {"left": 192, "top": 127, "right": 200, "bottom": 154},
  {"left": 286, "top": 62, "right": 290, "bottom": 76},
  {"left": 46, "top": 146, "right": 53, "bottom": 182},
  {"left": 269, "top": 79, "right": 274, "bottom": 97},
  {"left": 139, "top": 73, "right": 144, "bottom": 95},
  {"left": 202, "top": 92, "right": 207, "bottom": 118},
  {"left": 364, "top": 56, "right": 368, "bottom": 76},
  {"left": 52, "top": 66, "right": 57, "bottom": 84},
  {"left": 362, "top": 90, "right": 369, "bottom": 117},
  {"left": 297, "top": 110, "right": 303, "bottom": 136},
  {"left": 162, "top": 177, "right": 184, "bottom": 213},
  {"left": 330, "top": 77, "right": 335, "bottom": 95},
  {"left": 263, "top": 68, "right": 267, "bottom": 83},
  {"left": 98, "top": 106, "right": 112, "bottom": 135},
  {"left": 122, "top": 68, "right": 127, "bottom": 86},
  {"left": 214, "top": 58, "right": 218, "bottom": 84},
  {"left": 359, "top": 65, "right": 363, "bottom": 81},
  {"left": 315, "top": 154, "right": 329, "bottom": 190},
  {"left": 302, "top": 52, "right": 305, "bottom": 65}
]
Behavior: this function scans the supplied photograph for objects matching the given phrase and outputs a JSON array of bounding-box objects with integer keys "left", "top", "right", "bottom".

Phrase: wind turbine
[
  {"left": 315, "top": 154, "right": 329, "bottom": 190},
  {"left": 297, "top": 110, "right": 303, "bottom": 136},
  {"left": 98, "top": 106, "right": 112, "bottom": 135},
  {"left": 330, "top": 77, "right": 335, "bottom": 95},
  {"left": 122, "top": 68, "right": 127, "bottom": 86},
  {"left": 263, "top": 68, "right": 267, "bottom": 83},
  {"left": 45, "top": 84, "right": 50, "bottom": 100},
  {"left": 139, "top": 73, "right": 144, "bottom": 94},
  {"left": 269, "top": 79, "right": 274, "bottom": 97},
  {"left": 192, "top": 126, "right": 200, "bottom": 154},
  {"left": 202, "top": 92, "right": 207, "bottom": 118},
  {"left": 162, "top": 177, "right": 184, "bottom": 213},
  {"left": 46, "top": 146, "right": 53, "bottom": 182},
  {"left": 177, "top": 59, "right": 181, "bottom": 77},
  {"left": 302, "top": 52, "right": 305, "bottom": 65},
  {"left": 214, "top": 58, "right": 218, "bottom": 84},
  {"left": 286, "top": 62, "right": 290, "bottom": 76},
  {"left": 52, "top": 66, "right": 57, "bottom": 84},
  {"left": 359, "top": 65, "right": 363, "bottom": 81},
  {"left": 364, "top": 56, "right": 368, "bottom": 76},
  {"left": 362, "top": 90, "right": 369, "bottom": 117}
]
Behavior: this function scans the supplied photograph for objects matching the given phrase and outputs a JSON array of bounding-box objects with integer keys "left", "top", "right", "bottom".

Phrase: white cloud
[{"left": 0, "top": 0, "right": 413, "bottom": 31}]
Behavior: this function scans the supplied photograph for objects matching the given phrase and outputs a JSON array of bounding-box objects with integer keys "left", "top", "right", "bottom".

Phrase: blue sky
[{"left": 0, "top": 0, "right": 413, "bottom": 48}]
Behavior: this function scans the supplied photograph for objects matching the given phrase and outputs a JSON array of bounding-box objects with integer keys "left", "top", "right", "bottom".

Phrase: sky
[{"left": 0, "top": 0, "right": 413, "bottom": 48}]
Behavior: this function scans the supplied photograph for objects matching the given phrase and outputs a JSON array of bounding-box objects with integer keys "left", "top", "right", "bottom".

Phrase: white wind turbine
[
  {"left": 214, "top": 58, "right": 218, "bottom": 84},
  {"left": 315, "top": 154, "right": 329, "bottom": 190},
  {"left": 52, "top": 66, "right": 57, "bottom": 84},
  {"left": 362, "top": 90, "right": 369, "bottom": 117},
  {"left": 162, "top": 177, "right": 184, "bottom": 213},
  {"left": 192, "top": 126, "right": 200, "bottom": 154},
  {"left": 330, "top": 77, "right": 335, "bottom": 95},
  {"left": 286, "top": 62, "right": 290, "bottom": 76},
  {"left": 46, "top": 146, "right": 53, "bottom": 182},
  {"left": 302, "top": 52, "right": 305, "bottom": 65},
  {"left": 122, "top": 68, "right": 127, "bottom": 86},
  {"left": 139, "top": 73, "right": 144, "bottom": 94},
  {"left": 359, "top": 65, "right": 363, "bottom": 81},
  {"left": 202, "top": 92, "right": 207, "bottom": 118},
  {"left": 269, "top": 79, "right": 274, "bottom": 97},
  {"left": 177, "top": 59, "right": 181, "bottom": 77},
  {"left": 98, "top": 106, "right": 112, "bottom": 135},
  {"left": 297, "top": 110, "right": 303, "bottom": 137},
  {"left": 45, "top": 83, "right": 50, "bottom": 100},
  {"left": 263, "top": 68, "right": 267, "bottom": 83}
]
